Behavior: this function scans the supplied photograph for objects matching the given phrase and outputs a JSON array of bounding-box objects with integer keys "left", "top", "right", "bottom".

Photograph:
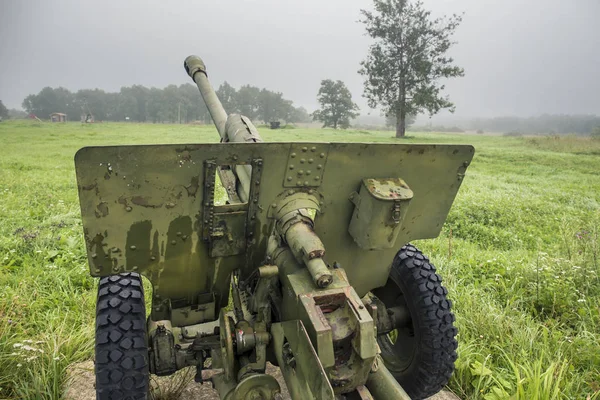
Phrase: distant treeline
[
  {"left": 465, "top": 115, "right": 600, "bottom": 135},
  {"left": 21, "top": 83, "right": 311, "bottom": 124}
]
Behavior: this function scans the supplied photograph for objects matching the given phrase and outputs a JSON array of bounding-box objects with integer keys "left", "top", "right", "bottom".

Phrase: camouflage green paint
[
  {"left": 366, "top": 356, "right": 411, "bottom": 400},
  {"left": 272, "top": 320, "right": 336, "bottom": 399},
  {"left": 76, "top": 142, "right": 473, "bottom": 309},
  {"left": 76, "top": 55, "right": 474, "bottom": 399},
  {"left": 349, "top": 178, "right": 413, "bottom": 250},
  {"left": 272, "top": 249, "right": 377, "bottom": 394}
]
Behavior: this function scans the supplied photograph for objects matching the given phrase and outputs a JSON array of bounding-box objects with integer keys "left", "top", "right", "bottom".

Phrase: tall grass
[
  {"left": 525, "top": 134, "right": 600, "bottom": 155},
  {"left": 0, "top": 120, "right": 598, "bottom": 399}
]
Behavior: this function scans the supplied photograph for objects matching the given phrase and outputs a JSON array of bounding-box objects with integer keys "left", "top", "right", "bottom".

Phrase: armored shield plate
[{"left": 75, "top": 142, "right": 473, "bottom": 310}]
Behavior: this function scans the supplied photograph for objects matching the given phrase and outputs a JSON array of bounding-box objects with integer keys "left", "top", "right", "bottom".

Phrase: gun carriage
[{"left": 75, "top": 55, "right": 474, "bottom": 400}]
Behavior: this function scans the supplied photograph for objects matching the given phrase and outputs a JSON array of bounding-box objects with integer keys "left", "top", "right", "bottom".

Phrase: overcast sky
[{"left": 1, "top": 0, "right": 599, "bottom": 118}]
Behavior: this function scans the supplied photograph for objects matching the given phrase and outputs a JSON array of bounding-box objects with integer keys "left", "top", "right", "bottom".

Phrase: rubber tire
[
  {"left": 95, "top": 273, "right": 149, "bottom": 400},
  {"left": 373, "top": 244, "right": 458, "bottom": 400}
]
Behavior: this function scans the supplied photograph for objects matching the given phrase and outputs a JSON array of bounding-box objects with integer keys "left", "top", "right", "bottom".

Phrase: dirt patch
[
  {"left": 64, "top": 360, "right": 458, "bottom": 400},
  {"left": 64, "top": 361, "right": 288, "bottom": 400}
]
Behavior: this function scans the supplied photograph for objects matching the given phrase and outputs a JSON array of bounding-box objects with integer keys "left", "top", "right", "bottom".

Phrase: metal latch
[{"left": 391, "top": 201, "right": 402, "bottom": 225}]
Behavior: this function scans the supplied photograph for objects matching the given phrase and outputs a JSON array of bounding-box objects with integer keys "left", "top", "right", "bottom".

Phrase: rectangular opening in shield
[{"left": 214, "top": 165, "right": 252, "bottom": 206}]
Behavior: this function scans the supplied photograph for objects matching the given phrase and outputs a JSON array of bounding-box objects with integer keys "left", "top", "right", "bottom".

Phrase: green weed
[{"left": 0, "top": 120, "right": 598, "bottom": 399}]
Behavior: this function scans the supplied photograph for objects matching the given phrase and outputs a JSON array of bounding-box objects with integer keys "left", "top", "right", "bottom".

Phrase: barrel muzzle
[{"left": 184, "top": 55, "right": 207, "bottom": 80}]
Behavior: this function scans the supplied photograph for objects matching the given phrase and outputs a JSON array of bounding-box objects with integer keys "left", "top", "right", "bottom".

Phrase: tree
[
  {"left": 116, "top": 89, "right": 138, "bottom": 121},
  {"left": 257, "top": 89, "right": 280, "bottom": 123},
  {"left": 386, "top": 113, "right": 415, "bottom": 129},
  {"left": 291, "top": 106, "right": 311, "bottom": 123},
  {"left": 75, "top": 89, "right": 109, "bottom": 121},
  {"left": 216, "top": 82, "right": 237, "bottom": 115},
  {"left": 120, "top": 85, "right": 150, "bottom": 121},
  {"left": 312, "top": 79, "right": 359, "bottom": 129},
  {"left": 145, "top": 88, "right": 164, "bottom": 123},
  {"left": 19, "top": 82, "right": 307, "bottom": 125},
  {"left": 8, "top": 108, "right": 27, "bottom": 119},
  {"left": 278, "top": 99, "right": 297, "bottom": 124},
  {"left": 258, "top": 89, "right": 297, "bottom": 123},
  {"left": 0, "top": 100, "right": 8, "bottom": 120},
  {"left": 22, "top": 87, "right": 78, "bottom": 120},
  {"left": 179, "top": 83, "right": 210, "bottom": 123},
  {"left": 359, "top": 0, "right": 464, "bottom": 138},
  {"left": 158, "top": 84, "right": 180, "bottom": 123},
  {"left": 235, "top": 85, "right": 261, "bottom": 120}
]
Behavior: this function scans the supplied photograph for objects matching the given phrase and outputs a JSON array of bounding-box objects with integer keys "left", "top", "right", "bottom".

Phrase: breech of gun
[{"left": 277, "top": 211, "right": 333, "bottom": 288}]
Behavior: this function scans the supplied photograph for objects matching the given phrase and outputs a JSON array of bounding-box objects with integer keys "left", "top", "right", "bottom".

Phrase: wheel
[
  {"left": 95, "top": 273, "right": 149, "bottom": 400},
  {"left": 372, "top": 244, "right": 458, "bottom": 400}
]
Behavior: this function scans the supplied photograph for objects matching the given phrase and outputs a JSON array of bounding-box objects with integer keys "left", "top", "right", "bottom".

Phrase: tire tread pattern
[
  {"left": 387, "top": 244, "right": 458, "bottom": 400},
  {"left": 95, "top": 272, "right": 149, "bottom": 400}
]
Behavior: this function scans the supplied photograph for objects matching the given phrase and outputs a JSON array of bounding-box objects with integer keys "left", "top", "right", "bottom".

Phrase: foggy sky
[{"left": 1, "top": 0, "right": 599, "bottom": 118}]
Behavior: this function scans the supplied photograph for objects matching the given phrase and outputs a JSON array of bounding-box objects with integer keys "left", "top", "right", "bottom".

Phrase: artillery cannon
[{"left": 75, "top": 55, "right": 474, "bottom": 400}]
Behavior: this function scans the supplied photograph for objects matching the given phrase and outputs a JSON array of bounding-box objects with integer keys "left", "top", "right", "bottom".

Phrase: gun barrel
[
  {"left": 184, "top": 55, "right": 228, "bottom": 140},
  {"left": 185, "top": 55, "right": 264, "bottom": 202},
  {"left": 185, "top": 55, "right": 333, "bottom": 288}
]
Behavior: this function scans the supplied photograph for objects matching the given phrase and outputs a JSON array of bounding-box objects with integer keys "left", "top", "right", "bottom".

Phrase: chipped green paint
[
  {"left": 75, "top": 142, "right": 472, "bottom": 297},
  {"left": 76, "top": 55, "right": 473, "bottom": 399}
]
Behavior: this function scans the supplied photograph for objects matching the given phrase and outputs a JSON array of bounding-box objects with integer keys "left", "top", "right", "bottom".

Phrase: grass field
[{"left": 0, "top": 120, "right": 599, "bottom": 399}]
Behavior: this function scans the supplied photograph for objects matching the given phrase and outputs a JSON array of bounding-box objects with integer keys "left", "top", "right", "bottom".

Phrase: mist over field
[
  {"left": 1, "top": 0, "right": 600, "bottom": 121},
  {"left": 1, "top": 1, "right": 600, "bottom": 399}
]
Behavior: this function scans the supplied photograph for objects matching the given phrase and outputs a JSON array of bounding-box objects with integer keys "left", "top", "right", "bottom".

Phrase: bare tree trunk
[
  {"left": 396, "top": 2, "right": 406, "bottom": 139},
  {"left": 396, "top": 107, "right": 406, "bottom": 138}
]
